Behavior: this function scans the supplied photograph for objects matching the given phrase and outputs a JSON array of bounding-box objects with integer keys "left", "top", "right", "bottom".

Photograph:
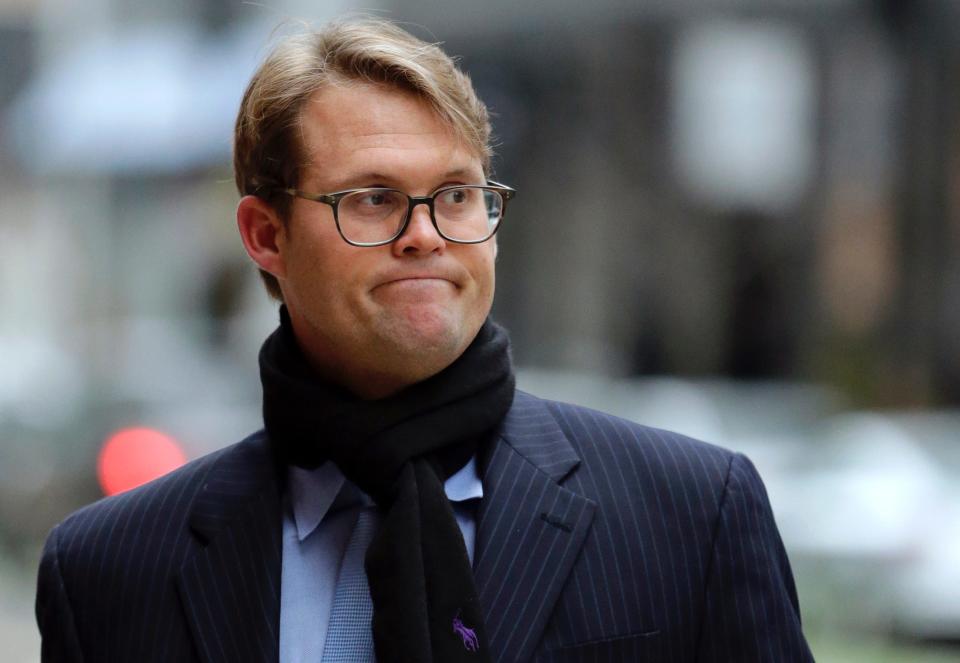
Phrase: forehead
[{"left": 297, "top": 82, "right": 482, "bottom": 190}]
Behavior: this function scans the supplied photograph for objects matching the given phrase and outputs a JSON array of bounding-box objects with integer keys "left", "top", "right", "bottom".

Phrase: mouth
[
  {"left": 376, "top": 274, "right": 459, "bottom": 289},
  {"left": 378, "top": 277, "right": 454, "bottom": 289},
  {"left": 371, "top": 276, "right": 459, "bottom": 302}
]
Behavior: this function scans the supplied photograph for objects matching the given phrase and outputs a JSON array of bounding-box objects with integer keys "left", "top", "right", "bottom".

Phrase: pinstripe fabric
[
  {"left": 37, "top": 392, "right": 812, "bottom": 662},
  {"left": 36, "top": 431, "right": 281, "bottom": 663},
  {"left": 475, "top": 392, "right": 812, "bottom": 662}
]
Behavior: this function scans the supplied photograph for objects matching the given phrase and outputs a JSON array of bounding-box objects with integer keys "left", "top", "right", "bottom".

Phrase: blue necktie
[{"left": 322, "top": 509, "right": 377, "bottom": 662}]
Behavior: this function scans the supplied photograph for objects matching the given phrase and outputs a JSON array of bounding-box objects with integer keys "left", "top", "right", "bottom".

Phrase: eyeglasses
[{"left": 273, "top": 181, "right": 515, "bottom": 247}]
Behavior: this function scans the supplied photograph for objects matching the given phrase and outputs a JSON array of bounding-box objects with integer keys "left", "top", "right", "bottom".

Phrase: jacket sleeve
[
  {"left": 696, "top": 453, "right": 815, "bottom": 662},
  {"left": 36, "top": 524, "right": 86, "bottom": 663}
]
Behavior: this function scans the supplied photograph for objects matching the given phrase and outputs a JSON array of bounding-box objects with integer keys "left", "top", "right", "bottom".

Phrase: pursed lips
[{"left": 373, "top": 275, "right": 460, "bottom": 292}]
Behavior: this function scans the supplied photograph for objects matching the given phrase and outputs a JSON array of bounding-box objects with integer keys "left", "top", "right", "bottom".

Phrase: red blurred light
[{"left": 97, "top": 427, "right": 187, "bottom": 496}]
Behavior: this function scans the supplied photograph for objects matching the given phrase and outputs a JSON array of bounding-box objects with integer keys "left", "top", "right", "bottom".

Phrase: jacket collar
[{"left": 287, "top": 455, "right": 484, "bottom": 542}]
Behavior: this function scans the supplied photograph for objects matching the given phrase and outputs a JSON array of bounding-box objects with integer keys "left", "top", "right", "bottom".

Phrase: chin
[{"left": 382, "top": 307, "right": 476, "bottom": 361}]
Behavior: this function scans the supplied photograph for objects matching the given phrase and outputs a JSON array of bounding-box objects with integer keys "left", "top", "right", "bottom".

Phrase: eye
[
  {"left": 439, "top": 188, "right": 470, "bottom": 205},
  {"left": 358, "top": 191, "right": 390, "bottom": 206},
  {"left": 341, "top": 189, "right": 404, "bottom": 219}
]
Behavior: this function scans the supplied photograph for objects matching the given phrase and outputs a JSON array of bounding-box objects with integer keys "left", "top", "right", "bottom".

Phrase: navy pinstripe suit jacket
[{"left": 37, "top": 391, "right": 814, "bottom": 662}]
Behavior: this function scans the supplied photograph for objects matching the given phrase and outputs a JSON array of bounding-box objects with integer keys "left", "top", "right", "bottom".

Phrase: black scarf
[{"left": 260, "top": 306, "right": 515, "bottom": 662}]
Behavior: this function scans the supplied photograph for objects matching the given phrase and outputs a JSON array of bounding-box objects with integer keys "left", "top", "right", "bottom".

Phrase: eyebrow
[{"left": 323, "top": 167, "right": 482, "bottom": 192}]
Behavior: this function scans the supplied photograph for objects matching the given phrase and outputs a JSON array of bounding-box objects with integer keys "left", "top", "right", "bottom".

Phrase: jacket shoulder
[
  {"left": 45, "top": 430, "right": 268, "bottom": 568},
  {"left": 514, "top": 390, "right": 738, "bottom": 492}
]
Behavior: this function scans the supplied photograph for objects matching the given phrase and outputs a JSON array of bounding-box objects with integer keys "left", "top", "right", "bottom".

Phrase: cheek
[
  {"left": 479, "top": 247, "right": 497, "bottom": 288},
  {"left": 469, "top": 249, "right": 497, "bottom": 308},
  {"left": 281, "top": 211, "right": 348, "bottom": 278},
  {"left": 282, "top": 238, "right": 349, "bottom": 306}
]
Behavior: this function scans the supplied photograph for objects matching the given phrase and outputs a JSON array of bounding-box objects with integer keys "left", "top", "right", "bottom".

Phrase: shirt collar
[{"left": 288, "top": 456, "right": 484, "bottom": 542}]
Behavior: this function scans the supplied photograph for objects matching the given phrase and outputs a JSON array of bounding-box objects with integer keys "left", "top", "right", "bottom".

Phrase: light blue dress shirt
[{"left": 279, "top": 458, "right": 484, "bottom": 663}]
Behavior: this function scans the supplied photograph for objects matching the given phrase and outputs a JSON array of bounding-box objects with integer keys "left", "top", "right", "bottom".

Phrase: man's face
[{"left": 274, "top": 82, "right": 496, "bottom": 398}]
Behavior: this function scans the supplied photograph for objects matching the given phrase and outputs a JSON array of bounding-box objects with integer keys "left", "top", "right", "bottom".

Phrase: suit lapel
[
  {"left": 475, "top": 392, "right": 597, "bottom": 663},
  {"left": 176, "top": 432, "right": 282, "bottom": 663}
]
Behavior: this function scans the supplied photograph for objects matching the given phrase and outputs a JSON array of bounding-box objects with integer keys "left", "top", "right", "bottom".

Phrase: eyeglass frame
[{"left": 266, "top": 180, "right": 516, "bottom": 247}]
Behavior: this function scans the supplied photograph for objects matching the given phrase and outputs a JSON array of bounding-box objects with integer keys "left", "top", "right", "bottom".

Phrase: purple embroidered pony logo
[{"left": 452, "top": 610, "right": 480, "bottom": 652}]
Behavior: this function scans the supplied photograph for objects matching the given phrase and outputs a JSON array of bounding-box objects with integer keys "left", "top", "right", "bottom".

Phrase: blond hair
[{"left": 233, "top": 19, "right": 493, "bottom": 300}]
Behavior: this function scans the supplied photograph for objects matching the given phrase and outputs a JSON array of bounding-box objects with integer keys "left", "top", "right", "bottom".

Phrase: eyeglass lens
[{"left": 337, "top": 187, "right": 503, "bottom": 244}]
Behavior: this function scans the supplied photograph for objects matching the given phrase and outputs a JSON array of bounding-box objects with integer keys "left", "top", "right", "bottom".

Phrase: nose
[{"left": 392, "top": 201, "right": 446, "bottom": 256}]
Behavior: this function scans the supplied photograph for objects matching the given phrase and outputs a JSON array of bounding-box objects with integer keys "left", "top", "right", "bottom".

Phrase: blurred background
[{"left": 2, "top": 0, "right": 960, "bottom": 660}]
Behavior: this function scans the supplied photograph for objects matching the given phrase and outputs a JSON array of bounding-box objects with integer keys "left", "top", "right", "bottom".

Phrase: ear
[{"left": 237, "top": 195, "right": 287, "bottom": 279}]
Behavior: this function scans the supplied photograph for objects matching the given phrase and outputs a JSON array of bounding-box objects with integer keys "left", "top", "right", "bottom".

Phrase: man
[{"left": 36, "top": 19, "right": 814, "bottom": 663}]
